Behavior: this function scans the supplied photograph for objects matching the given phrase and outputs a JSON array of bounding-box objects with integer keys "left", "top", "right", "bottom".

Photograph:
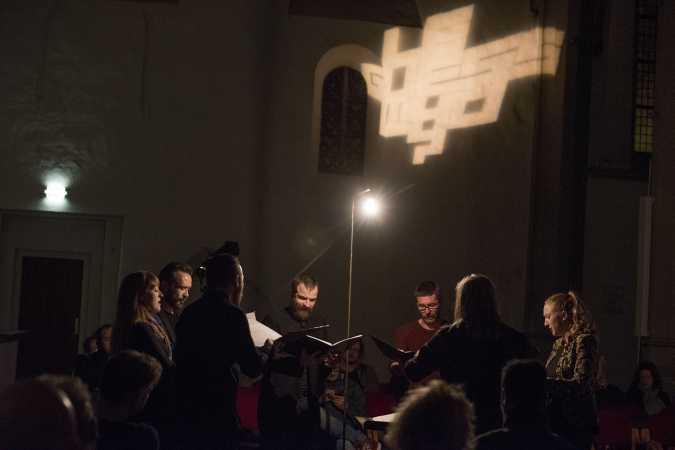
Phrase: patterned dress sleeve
[{"left": 547, "top": 333, "right": 598, "bottom": 397}]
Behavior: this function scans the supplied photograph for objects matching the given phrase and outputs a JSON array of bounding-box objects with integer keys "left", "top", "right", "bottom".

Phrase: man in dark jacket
[
  {"left": 157, "top": 262, "right": 192, "bottom": 348},
  {"left": 175, "top": 253, "right": 261, "bottom": 450},
  {"left": 257, "top": 274, "right": 329, "bottom": 450}
]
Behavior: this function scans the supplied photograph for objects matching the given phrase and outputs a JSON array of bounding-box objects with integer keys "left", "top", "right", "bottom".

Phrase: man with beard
[
  {"left": 157, "top": 262, "right": 193, "bottom": 347},
  {"left": 394, "top": 281, "right": 446, "bottom": 351},
  {"left": 390, "top": 281, "right": 447, "bottom": 398},
  {"left": 258, "top": 274, "right": 330, "bottom": 450}
]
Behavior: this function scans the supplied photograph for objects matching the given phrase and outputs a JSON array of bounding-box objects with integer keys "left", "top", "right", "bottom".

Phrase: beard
[
  {"left": 291, "top": 305, "right": 312, "bottom": 321},
  {"left": 422, "top": 314, "right": 438, "bottom": 324}
]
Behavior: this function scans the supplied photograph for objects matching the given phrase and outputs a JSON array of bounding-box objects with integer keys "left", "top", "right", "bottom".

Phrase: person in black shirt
[
  {"left": 258, "top": 273, "right": 330, "bottom": 450},
  {"left": 97, "top": 350, "right": 163, "bottom": 450},
  {"left": 175, "top": 253, "right": 262, "bottom": 450},
  {"left": 404, "top": 274, "right": 537, "bottom": 435},
  {"left": 157, "top": 262, "right": 193, "bottom": 348}
]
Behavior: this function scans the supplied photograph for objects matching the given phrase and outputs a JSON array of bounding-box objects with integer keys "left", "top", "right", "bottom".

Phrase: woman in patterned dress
[{"left": 543, "top": 291, "right": 599, "bottom": 450}]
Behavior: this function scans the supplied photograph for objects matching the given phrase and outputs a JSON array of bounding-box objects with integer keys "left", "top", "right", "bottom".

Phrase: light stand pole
[{"left": 342, "top": 188, "right": 374, "bottom": 450}]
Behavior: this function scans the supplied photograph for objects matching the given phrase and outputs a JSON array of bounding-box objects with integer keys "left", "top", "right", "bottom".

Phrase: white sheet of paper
[{"left": 246, "top": 311, "right": 281, "bottom": 347}]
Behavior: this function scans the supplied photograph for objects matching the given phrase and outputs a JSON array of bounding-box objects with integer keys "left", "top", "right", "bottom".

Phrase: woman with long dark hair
[
  {"left": 404, "top": 274, "right": 537, "bottom": 434},
  {"left": 543, "top": 291, "right": 599, "bottom": 450},
  {"left": 112, "top": 271, "right": 174, "bottom": 427}
]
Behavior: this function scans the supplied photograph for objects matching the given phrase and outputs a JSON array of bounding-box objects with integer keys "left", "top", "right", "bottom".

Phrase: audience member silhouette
[
  {"left": 543, "top": 291, "right": 599, "bottom": 450},
  {"left": 83, "top": 335, "right": 98, "bottom": 354},
  {"left": 37, "top": 375, "right": 98, "bottom": 450},
  {"left": 320, "top": 338, "right": 378, "bottom": 450},
  {"left": 475, "top": 359, "right": 578, "bottom": 450},
  {"left": 175, "top": 252, "right": 261, "bottom": 450},
  {"left": 75, "top": 324, "right": 112, "bottom": 392},
  {"left": 404, "top": 274, "right": 537, "bottom": 434},
  {"left": 97, "top": 350, "right": 163, "bottom": 450},
  {"left": 0, "top": 378, "right": 82, "bottom": 450},
  {"left": 385, "top": 379, "right": 475, "bottom": 450},
  {"left": 627, "top": 361, "right": 672, "bottom": 417}
]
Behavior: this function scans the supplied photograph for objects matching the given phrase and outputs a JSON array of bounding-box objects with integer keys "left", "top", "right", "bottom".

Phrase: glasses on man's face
[{"left": 417, "top": 304, "right": 440, "bottom": 312}]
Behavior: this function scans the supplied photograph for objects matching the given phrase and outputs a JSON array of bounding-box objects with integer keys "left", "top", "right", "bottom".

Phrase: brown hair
[
  {"left": 291, "top": 273, "right": 318, "bottom": 297},
  {"left": 414, "top": 280, "right": 440, "bottom": 299},
  {"left": 100, "top": 350, "right": 162, "bottom": 405},
  {"left": 386, "top": 380, "right": 475, "bottom": 450},
  {"left": 37, "top": 375, "right": 98, "bottom": 449},
  {"left": 112, "top": 271, "right": 166, "bottom": 353},
  {"left": 544, "top": 291, "right": 595, "bottom": 337},
  {"left": 158, "top": 262, "right": 193, "bottom": 284},
  {"left": 453, "top": 274, "right": 500, "bottom": 336}
]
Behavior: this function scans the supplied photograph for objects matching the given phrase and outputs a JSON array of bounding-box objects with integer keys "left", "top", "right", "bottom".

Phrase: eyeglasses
[{"left": 417, "top": 304, "right": 440, "bottom": 312}]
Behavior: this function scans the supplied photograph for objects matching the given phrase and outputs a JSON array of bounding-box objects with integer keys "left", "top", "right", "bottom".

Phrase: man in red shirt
[
  {"left": 391, "top": 281, "right": 447, "bottom": 399},
  {"left": 394, "top": 281, "right": 446, "bottom": 351}
]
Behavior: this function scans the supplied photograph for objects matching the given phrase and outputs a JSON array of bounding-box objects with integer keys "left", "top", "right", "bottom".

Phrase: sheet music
[{"left": 246, "top": 312, "right": 281, "bottom": 347}]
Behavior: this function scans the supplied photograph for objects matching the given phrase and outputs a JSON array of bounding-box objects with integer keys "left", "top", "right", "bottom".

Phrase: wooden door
[{"left": 15, "top": 256, "right": 84, "bottom": 379}]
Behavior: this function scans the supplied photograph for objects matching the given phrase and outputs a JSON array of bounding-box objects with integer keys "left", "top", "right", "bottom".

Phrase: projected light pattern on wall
[{"left": 361, "top": 5, "right": 564, "bottom": 164}]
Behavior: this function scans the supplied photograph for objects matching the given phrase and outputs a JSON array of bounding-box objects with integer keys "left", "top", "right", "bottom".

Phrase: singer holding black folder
[{"left": 258, "top": 274, "right": 331, "bottom": 450}]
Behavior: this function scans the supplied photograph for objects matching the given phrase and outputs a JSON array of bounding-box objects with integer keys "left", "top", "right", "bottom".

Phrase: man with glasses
[
  {"left": 391, "top": 281, "right": 447, "bottom": 399},
  {"left": 394, "top": 281, "right": 446, "bottom": 352}
]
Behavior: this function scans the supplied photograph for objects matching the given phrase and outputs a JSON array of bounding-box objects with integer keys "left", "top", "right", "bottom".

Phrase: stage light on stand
[{"left": 342, "top": 188, "right": 383, "bottom": 450}]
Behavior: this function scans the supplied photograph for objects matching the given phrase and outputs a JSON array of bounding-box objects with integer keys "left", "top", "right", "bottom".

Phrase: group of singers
[{"left": 99, "top": 252, "right": 598, "bottom": 450}]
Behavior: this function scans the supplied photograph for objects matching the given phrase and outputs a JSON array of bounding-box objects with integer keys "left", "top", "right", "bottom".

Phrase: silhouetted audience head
[
  {"left": 112, "top": 271, "right": 161, "bottom": 353},
  {"left": 0, "top": 379, "right": 81, "bottom": 450},
  {"left": 454, "top": 274, "right": 499, "bottom": 336},
  {"left": 386, "top": 380, "right": 475, "bottom": 450},
  {"left": 37, "top": 375, "right": 98, "bottom": 450},
  {"left": 83, "top": 335, "right": 98, "bottom": 354},
  {"left": 501, "top": 359, "right": 547, "bottom": 425},
  {"left": 95, "top": 324, "right": 113, "bottom": 354},
  {"left": 630, "top": 361, "right": 664, "bottom": 393},
  {"left": 100, "top": 350, "right": 162, "bottom": 416},
  {"left": 204, "top": 253, "right": 244, "bottom": 305}
]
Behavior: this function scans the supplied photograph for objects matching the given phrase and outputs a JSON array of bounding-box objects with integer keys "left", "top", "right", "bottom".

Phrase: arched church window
[{"left": 318, "top": 66, "right": 367, "bottom": 175}]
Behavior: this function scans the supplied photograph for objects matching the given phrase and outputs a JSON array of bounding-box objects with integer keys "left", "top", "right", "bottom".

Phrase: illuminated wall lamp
[{"left": 44, "top": 182, "right": 68, "bottom": 202}]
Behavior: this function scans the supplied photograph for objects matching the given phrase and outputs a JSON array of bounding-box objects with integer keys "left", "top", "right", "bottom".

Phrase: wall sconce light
[{"left": 44, "top": 181, "right": 68, "bottom": 203}]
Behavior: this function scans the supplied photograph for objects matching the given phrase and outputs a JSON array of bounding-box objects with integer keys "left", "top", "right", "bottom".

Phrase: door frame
[
  {"left": 0, "top": 209, "right": 123, "bottom": 387},
  {"left": 12, "top": 249, "right": 91, "bottom": 350}
]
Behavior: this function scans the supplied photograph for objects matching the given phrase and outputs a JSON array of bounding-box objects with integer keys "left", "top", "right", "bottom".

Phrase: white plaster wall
[
  {"left": 256, "top": 0, "right": 559, "bottom": 376},
  {"left": 0, "top": 0, "right": 272, "bottom": 321}
]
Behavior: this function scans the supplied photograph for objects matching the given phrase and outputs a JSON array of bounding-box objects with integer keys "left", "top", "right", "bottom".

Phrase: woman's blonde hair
[
  {"left": 544, "top": 291, "right": 595, "bottom": 337},
  {"left": 112, "top": 271, "right": 161, "bottom": 353}
]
